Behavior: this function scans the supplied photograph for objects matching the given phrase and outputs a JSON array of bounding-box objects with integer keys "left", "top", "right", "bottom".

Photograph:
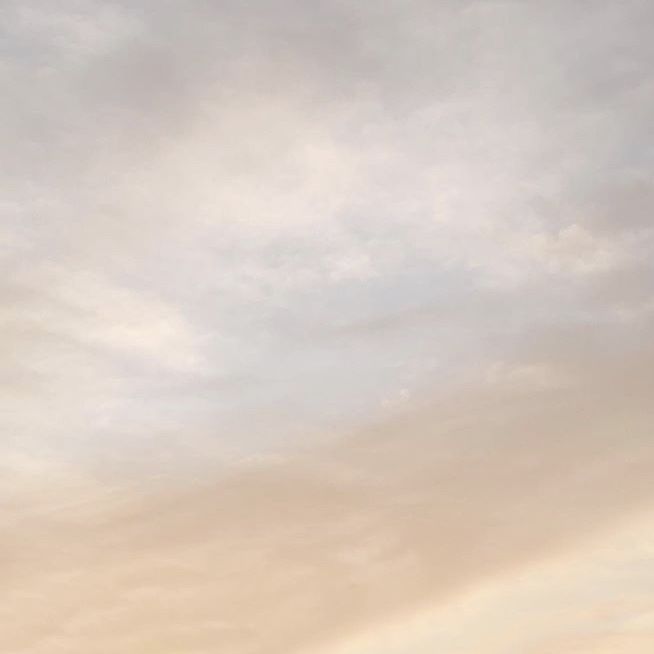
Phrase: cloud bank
[{"left": 1, "top": 0, "right": 653, "bottom": 652}]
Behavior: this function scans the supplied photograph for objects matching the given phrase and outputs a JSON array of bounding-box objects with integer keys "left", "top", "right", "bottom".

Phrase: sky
[{"left": 1, "top": 0, "right": 653, "bottom": 652}]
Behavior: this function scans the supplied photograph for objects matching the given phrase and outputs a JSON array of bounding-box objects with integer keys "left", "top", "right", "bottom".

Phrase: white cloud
[{"left": 5, "top": 264, "right": 203, "bottom": 372}]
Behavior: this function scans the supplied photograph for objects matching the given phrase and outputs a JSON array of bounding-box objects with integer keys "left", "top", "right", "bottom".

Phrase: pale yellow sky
[{"left": 1, "top": 0, "right": 653, "bottom": 652}]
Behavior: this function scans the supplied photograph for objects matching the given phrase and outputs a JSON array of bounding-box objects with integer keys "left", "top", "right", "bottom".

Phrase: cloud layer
[
  {"left": 3, "top": 345, "right": 654, "bottom": 652},
  {"left": 1, "top": 0, "right": 653, "bottom": 652}
]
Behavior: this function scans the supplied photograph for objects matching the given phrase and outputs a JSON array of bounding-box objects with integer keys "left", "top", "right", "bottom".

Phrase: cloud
[
  {"left": 1, "top": 0, "right": 653, "bottom": 651},
  {"left": 330, "top": 507, "right": 654, "bottom": 654},
  {"left": 2, "top": 341, "right": 654, "bottom": 652}
]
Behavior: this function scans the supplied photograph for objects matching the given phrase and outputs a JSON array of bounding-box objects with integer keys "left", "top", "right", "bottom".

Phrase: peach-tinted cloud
[{"left": 2, "top": 342, "right": 653, "bottom": 653}]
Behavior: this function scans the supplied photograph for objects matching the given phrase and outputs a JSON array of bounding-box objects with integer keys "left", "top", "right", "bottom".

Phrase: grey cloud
[{"left": 2, "top": 0, "right": 653, "bottom": 459}]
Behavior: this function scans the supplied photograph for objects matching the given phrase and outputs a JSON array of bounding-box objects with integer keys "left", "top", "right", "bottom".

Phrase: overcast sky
[{"left": 2, "top": 1, "right": 653, "bottom": 652}]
